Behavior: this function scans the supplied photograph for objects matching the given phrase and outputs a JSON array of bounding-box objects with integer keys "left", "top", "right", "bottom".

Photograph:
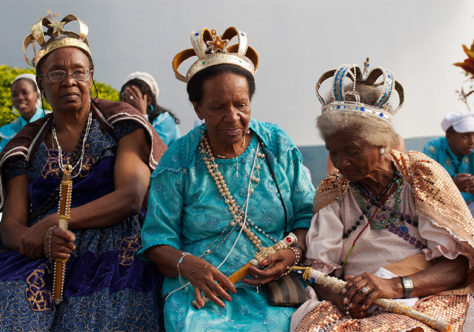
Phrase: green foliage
[
  {"left": 93, "top": 81, "right": 120, "bottom": 102},
  {"left": 0, "top": 64, "right": 120, "bottom": 127}
]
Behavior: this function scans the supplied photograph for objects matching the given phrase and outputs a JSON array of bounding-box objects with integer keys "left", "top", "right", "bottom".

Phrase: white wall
[{"left": 0, "top": 0, "right": 472, "bottom": 145}]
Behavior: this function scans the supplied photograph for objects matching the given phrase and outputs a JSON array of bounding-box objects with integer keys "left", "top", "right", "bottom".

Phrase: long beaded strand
[
  {"left": 200, "top": 132, "right": 277, "bottom": 251},
  {"left": 51, "top": 111, "right": 93, "bottom": 178}
]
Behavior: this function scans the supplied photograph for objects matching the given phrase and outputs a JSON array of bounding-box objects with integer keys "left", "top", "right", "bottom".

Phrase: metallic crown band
[
  {"left": 315, "top": 59, "right": 404, "bottom": 123},
  {"left": 172, "top": 26, "right": 259, "bottom": 83},
  {"left": 23, "top": 11, "right": 91, "bottom": 67}
]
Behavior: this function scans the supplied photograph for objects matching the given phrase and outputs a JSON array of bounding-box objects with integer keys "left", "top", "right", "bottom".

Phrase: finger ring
[
  {"left": 361, "top": 286, "right": 370, "bottom": 295},
  {"left": 129, "top": 96, "right": 134, "bottom": 100}
]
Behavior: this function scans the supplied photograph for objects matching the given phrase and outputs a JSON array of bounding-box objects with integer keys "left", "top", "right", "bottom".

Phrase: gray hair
[{"left": 317, "top": 83, "right": 398, "bottom": 147}]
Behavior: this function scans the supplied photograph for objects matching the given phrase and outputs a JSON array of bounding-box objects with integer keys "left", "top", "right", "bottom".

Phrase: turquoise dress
[
  {"left": 140, "top": 119, "right": 315, "bottom": 332},
  {"left": 151, "top": 112, "right": 181, "bottom": 146},
  {"left": 0, "top": 107, "right": 44, "bottom": 152},
  {"left": 423, "top": 136, "right": 474, "bottom": 205}
]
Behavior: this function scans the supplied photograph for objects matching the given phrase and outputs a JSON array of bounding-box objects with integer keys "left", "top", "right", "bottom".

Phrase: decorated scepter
[
  {"left": 192, "top": 233, "right": 297, "bottom": 309},
  {"left": 52, "top": 164, "right": 73, "bottom": 305},
  {"left": 289, "top": 266, "right": 451, "bottom": 332}
]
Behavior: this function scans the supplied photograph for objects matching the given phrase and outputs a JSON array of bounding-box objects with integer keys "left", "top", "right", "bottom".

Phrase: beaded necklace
[
  {"left": 200, "top": 130, "right": 276, "bottom": 253},
  {"left": 446, "top": 147, "right": 465, "bottom": 176},
  {"left": 51, "top": 111, "right": 93, "bottom": 178},
  {"left": 340, "top": 170, "right": 426, "bottom": 277}
]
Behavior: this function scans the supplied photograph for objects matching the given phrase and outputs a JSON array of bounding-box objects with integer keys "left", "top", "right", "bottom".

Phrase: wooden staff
[
  {"left": 52, "top": 164, "right": 73, "bottom": 305},
  {"left": 290, "top": 266, "right": 451, "bottom": 332},
  {"left": 192, "top": 233, "right": 297, "bottom": 309}
]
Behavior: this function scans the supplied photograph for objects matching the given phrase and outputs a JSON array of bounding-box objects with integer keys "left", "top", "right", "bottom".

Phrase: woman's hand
[
  {"left": 19, "top": 214, "right": 57, "bottom": 259},
  {"left": 243, "top": 248, "right": 298, "bottom": 285},
  {"left": 44, "top": 226, "right": 76, "bottom": 261},
  {"left": 342, "top": 272, "right": 402, "bottom": 318},
  {"left": 179, "top": 254, "right": 236, "bottom": 308},
  {"left": 121, "top": 85, "right": 149, "bottom": 115}
]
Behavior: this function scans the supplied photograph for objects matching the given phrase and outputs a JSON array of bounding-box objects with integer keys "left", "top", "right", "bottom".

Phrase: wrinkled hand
[
  {"left": 454, "top": 173, "right": 474, "bottom": 194},
  {"left": 121, "top": 85, "right": 149, "bottom": 115},
  {"left": 45, "top": 227, "right": 76, "bottom": 261},
  {"left": 342, "top": 272, "right": 401, "bottom": 318},
  {"left": 243, "top": 248, "right": 297, "bottom": 285},
  {"left": 179, "top": 255, "right": 236, "bottom": 308},
  {"left": 19, "top": 215, "right": 56, "bottom": 259}
]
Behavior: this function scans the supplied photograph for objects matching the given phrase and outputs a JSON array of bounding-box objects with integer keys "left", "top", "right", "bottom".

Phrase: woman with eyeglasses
[{"left": 0, "top": 12, "right": 166, "bottom": 330}]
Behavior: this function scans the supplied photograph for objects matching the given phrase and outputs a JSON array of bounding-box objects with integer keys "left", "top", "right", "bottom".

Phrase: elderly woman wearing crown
[
  {"left": 138, "top": 27, "right": 315, "bottom": 331},
  {"left": 0, "top": 12, "right": 166, "bottom": 330},
  {"left": 290, "top": 62, "right": 474, "bottom": 331}
]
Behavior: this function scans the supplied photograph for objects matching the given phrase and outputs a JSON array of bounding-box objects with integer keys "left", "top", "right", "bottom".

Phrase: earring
[{"left": 379, "top": 147, "right": 386, "bottom": 155}]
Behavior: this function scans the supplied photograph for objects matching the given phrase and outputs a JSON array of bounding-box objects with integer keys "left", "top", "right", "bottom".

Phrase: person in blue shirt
[
  {"left": 0, "top": 73, "right": 44, "bottom": 151},
  {"left": 423, "top": 110, "right": 474, "bottom": 214},
  {"left": 120, "top": 71, "right": 181, "bottom": 146}
]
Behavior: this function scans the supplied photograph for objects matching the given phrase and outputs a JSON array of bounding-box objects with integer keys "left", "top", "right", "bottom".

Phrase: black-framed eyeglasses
[{"left": 40, "top": 69, "right": 92, "bottom": 83}]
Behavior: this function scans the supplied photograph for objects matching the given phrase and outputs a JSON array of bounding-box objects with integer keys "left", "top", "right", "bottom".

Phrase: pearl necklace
[
  {"left": 200, "top": 130, "right": 276, "bottom": 251},
  {"left": 51, "top": 111, "right": 93, "bottom": 178}
]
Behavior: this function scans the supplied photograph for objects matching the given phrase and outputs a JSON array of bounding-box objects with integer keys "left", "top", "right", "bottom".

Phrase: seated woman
[
  {"left": 292, "top": 62, "right": 474, "bottom": 331},
  {"left": 0, "top": 73, "right": 44, "bottom": 151},
  {"left": 120, "top": 71, "right": 181, "bottom": 146},
  {"left": 0, "top": 12, "right": 166, "bottom": 330},
  {"left": 139, "top": 27, "right": 315, "bottom": 331},
  {"left": 423, "top": 111, "right": 474, "bottom": 214}
]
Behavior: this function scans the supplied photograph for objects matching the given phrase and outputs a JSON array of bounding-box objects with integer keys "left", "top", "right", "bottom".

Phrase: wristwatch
[{"left": 400, "top": 277, "right": 414, "bottom": 298}]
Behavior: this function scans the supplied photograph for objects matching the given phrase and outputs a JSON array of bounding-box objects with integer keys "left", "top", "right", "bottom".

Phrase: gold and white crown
[
  {"left": 172, "top": 26, "right": 259, "bottom": 83},
  {"left": 315, "top": 59, "right": 404, "bottom": 123},
  {"left": 23, "top": 10, "right": 90, "bottom": 67}
]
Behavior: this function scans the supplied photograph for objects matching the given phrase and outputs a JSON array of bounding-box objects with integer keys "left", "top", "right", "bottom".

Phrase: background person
[
  {"left": 0, "top": 73, "right": 44, "bottom": 151},
  {"left": 120, "top": 71, "right": 181, "bottom": 146},
  {"left": 423, "top": 110, "right": 474, "bottom": 214},
  {"left": 0, "top": 12, "right": 166, "bottom": 330}
]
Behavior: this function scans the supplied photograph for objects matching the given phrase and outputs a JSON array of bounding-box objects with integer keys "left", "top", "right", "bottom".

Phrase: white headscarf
[{"left": 126, "top": 71, "right": 159, "bottom": 102}]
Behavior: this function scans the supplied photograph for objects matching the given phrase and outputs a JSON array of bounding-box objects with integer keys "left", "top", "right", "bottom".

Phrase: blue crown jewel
[{"left": 315, "top": 58, "right": 404, "bottom": 123}]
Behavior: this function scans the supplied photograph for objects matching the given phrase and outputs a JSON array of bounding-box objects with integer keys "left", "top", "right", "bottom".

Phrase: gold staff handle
[
  {"left": 290, "top": 266, "right": 451, "bottom": 332},
  {"left": 192, "top": 233, "right": 298, "bottom": 309},
  {"left": 52, "top": 164, "right": 73, "bottom": 305}
]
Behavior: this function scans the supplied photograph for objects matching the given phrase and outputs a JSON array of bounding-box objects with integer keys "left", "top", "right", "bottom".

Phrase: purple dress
[{"left": 0, "top": 117, "right": 163, "bottom": 331}]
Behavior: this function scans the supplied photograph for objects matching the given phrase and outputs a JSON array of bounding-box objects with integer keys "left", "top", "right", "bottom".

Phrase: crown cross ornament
[
  {"left": 315, "top": 59, "right": 405, "bottom": 123},
  {"left": 172, "top": 26, "right": 259, "bottom": 83},
  {"left": 23, "top": 10, "right": 90, "bottom": 67}
]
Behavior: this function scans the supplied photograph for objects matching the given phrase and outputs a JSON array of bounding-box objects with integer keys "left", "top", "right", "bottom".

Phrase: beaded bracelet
[
  {"left": 177, "top": 252, "right": 191, "bottom": 288},
  {"left": 289, "top": 246, "right": 302, "bottom": 265},
  {"left": 292, "top": 243, "right": 305, "bottom": 259}
]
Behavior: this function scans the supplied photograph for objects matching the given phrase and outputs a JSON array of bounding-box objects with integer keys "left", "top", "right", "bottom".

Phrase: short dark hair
[{"left": 186, "top": 64, "right": 256, "bottom": 103}]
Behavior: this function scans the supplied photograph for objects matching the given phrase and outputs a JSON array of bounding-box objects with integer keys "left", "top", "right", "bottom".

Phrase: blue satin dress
[{"left": 140, "top": 119, "right": 315, "bottom": 332}]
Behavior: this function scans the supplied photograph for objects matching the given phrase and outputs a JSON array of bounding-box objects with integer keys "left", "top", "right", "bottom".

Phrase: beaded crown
[
  {"left": 315, "top": 59, "right": 404, "bottom": 123},
  {"left": 23, "top": 10, "right": 91, "bottom": 67},
  {"left": 172, "top": 26, "right": 259, "bottom": 83}
]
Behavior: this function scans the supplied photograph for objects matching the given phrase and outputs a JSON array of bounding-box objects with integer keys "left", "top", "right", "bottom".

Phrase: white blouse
[{"left": 306, "top": 182, "right": 470, "bottom": 277}]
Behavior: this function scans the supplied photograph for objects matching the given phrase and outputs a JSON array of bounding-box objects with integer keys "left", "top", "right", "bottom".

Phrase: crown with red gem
[
  {"left": 172, "top": 26, "right": 259, "bottom": 83},
  {"left": 23, "top": 10, "right": 91, "bottom": 67},
  {"left": 315, "top": 58, "right": 404, "bottom": 123}
]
